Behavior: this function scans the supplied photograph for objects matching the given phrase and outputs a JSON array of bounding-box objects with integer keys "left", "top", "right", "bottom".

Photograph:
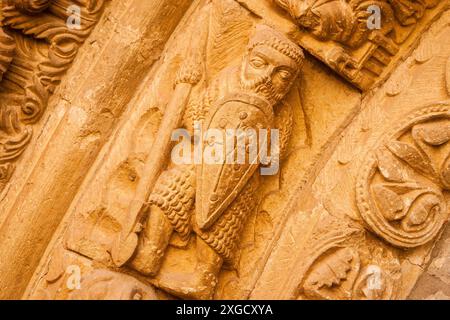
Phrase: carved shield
[{"left": 196, "top": 93, "right": 274, "bottom": 230}]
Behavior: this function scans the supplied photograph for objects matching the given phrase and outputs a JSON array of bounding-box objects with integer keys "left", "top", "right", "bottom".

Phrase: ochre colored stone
[{"left": 0, "top": 0, "right": 448, "bottom": 300}]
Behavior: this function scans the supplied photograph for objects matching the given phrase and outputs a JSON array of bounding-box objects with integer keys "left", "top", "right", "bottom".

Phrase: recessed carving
[
  {"left": 357, "top": 105, "right": 450, "bottom": 248},
  {"left": 0, "top": 0, "right": 105, "bottom": 191}
]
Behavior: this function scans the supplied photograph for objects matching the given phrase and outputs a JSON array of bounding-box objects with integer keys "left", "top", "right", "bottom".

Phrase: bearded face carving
[
  {"left": 240, "top": 24, "right": 303, "bottom": 104},
  {"left": 241, "top": 44, "right": 299, "bottom": 104}
]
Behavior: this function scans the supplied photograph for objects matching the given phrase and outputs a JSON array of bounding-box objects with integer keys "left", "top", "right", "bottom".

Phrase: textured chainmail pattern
[
  {"left": 149, "top": 165, "right": 196, "bottom": 241},
  {"left": 197, "top": 176, "right": 259, "bottom": 261}
]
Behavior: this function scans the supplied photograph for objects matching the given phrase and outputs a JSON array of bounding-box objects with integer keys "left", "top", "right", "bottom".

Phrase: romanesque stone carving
[
  {"left": 112, "top": 24, "right": 304, "bottom": 300},
  {"left": 301, "top": 245, "right": 402, "bottom": 300},
  {"left": 68, "top": 269, "right": 158, "bottom": 300},
  {"left": 239, "top": 0, "right": 447, "bottom": 89},
  {"left": 357, "top": 105, "right": 450, "bottom": 248},
  {"left": 13, "top": 0, "right": 450, "bottom": 301},
  {"left": 0, "top": 0, "right": 104, "bottom": 189}
]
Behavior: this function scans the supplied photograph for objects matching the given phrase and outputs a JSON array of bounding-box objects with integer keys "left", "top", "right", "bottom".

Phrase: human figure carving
[{"left": 125, "top": 25, "right": 304, "bottom": 299}]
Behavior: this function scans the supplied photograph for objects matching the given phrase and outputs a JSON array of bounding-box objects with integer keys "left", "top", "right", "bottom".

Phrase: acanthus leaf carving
[
  {"left": 0, "top": 0, "right": 105, "bottom": 191},
  {"left": 18, "top": 0, "right": 450, "bottom": 302},
  {"left": 386, "top": 140, "right": 437, "bottom": 179},
  {"left": 375, "top": 146, "right": 407, "bottom": 182},
  {"left": 297, "top": 215, "right": 402, "bottom": 300},
  {"left": 303, "top": 247, "right": 358, "bottom": 293}
]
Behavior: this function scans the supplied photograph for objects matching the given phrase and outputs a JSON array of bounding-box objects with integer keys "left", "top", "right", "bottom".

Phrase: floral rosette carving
[{"left": 357, "top": 105, "right": 450, "bottom": 248}]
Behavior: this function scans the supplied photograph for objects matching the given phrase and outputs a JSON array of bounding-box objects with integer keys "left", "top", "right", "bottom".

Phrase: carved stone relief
[
  {"left": 357, "top": 106, "right": 450, "bottom": 249},
  {"left": 0, "top": 0, "right": 447, "bottom": 301},
  {"left": 240, "top": 0, "right": 447, "bottom": 89},
  {"left": 0, "top": 0, "right": 105, "bottom": 190},
  {"left": 251, "top": 7, "right": 450, "bottom": 300}
]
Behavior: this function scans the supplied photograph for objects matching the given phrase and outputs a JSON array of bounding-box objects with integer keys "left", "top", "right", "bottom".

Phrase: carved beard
[{"left": 239, "top": 64, "right": 285, "bottom": 105}]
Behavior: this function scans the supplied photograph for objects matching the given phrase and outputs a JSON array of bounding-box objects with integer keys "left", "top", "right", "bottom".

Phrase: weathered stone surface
[{"left": 0, "top": 0, "right": 447, "bottom": 300}]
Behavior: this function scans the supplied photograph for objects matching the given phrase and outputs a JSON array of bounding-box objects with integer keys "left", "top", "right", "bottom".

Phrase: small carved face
[{"left": 240, "top": 44, "right": 299, "bottom": 103}]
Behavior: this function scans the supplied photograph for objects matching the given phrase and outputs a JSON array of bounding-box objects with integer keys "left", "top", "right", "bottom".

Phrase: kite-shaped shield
[{"left": 196, "top": 92, "right": 274, "bottom": 230}]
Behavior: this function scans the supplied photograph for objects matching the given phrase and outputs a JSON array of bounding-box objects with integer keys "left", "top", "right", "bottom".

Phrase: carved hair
[
  {"left": 248, "top": 25, "right": 305, "bottom": 67},
  {"left": 11, "top": 0, "right": 52, "bottom": 14}
]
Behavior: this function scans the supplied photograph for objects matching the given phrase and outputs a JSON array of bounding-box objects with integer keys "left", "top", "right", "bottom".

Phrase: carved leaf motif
[
  {"left": 2, "top": 9, "right": 72, "bottom": 42},
  {"left": 414, "top": 34, "right": 434, "bottom": 64},
  {"left": 2, "top": 1, "right": 105, "bottom": 46},
  {"left": 0, "top": 1, "right": 105, "bottom": 192},
  {"left": 401, "top": 193, "right": 441, "bottom": 231},
  {"left": 372, "top": 184, "right": 405, "bottom": 221},
  {"left": 387, "top": 140, "right": 436, "bottom": 178},
  {"left": 376, "top": 147, "right": 406, "bottom": 182},
  {"left": 385, "top": 63, "right": 412, "bottom": 97},
  {"left": 413, "top": 121, "right": 450, "bottom": 146},
  {"left": 305, "top": 248, "right": 354, "bottom": 290}
]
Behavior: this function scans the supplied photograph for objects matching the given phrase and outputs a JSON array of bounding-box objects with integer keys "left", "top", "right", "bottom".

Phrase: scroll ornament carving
[
  {"left": 0, "top": 0, "right": 105, "bottom": 189},
  {"left": 356, "top": 105, "right": 450, "bottom": 248}
]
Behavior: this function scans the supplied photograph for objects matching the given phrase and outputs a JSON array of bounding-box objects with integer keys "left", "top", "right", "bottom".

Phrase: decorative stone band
[{"left": 356, "top": 104, "right": 450, "bottom": 248}]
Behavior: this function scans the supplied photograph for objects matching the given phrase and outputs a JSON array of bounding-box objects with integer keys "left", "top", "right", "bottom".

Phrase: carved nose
[{"left": 266, "top": 66, "right": 276, "bottom": 78}]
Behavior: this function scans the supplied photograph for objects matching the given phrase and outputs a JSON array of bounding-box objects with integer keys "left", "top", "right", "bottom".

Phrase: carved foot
[
  {"left": 154, "top": 271, "right": 218, "bottom": 300},
  {"left": 128, "top": 244, "right": 165, "bottom": 277}
]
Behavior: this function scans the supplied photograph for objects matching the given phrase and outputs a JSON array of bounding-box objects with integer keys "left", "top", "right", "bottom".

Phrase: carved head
[
  {"left": 240, "top": 25, "right": 304, "bottom": 105},
  {"left": 274, "top": 0, "right": 356, "bottom": 43}
]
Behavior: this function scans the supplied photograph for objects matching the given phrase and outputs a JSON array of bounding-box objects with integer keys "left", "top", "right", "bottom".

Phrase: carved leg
[
  {"left": 129, "top": 205, "right": 173, "bottom": 276},
  {"left": 193, "top": 237, "right": 223, "bottom": 299}
]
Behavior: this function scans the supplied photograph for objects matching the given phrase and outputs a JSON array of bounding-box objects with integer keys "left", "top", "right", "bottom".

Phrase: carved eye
[
  {"left": 250, "top": 56, "right": 267, "bottom": 69},
  {"left": 278, "top": 69, "right": 292, "bottom": 80}
]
